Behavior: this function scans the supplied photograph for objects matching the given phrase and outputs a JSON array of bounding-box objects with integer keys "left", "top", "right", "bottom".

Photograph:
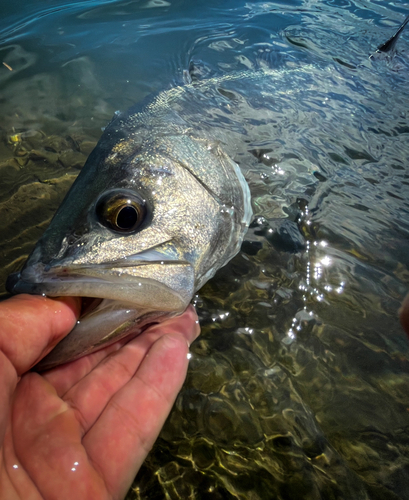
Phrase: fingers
[
  {"left": 0, "top": 295, "right": 80, "bottom": 375},
  {"left": 400, "top": 292, "right": 409, "bottom": 337},
  {"left": 10, "top": 306, "right": 199, "bottom": 500},
  {"left": 83, "top": 331, "right": 193, "bottom": 499},
  {"left": 53, "top": 306, "right": 199, "bottom": 438},
  {"left": 11, "top": 373, "right": 109, "bottom": 499},
  {"left": 42, "top": 337, "right": 130, "bottom": 398},
  {"left": 45, "top": 305, "right": 200, "bottom": 399}
]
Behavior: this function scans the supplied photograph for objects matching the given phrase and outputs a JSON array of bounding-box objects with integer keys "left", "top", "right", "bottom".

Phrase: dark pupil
[{"left": 116, "top": 205, "right": 138, "bottom": 229}]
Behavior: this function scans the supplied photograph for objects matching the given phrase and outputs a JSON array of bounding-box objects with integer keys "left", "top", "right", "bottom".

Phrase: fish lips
[
  {"left": 6, "top": 253, "right": 195, "bottom": 313},
  {"left": 6, "top": 251, "right": 195, "bottom": 371}
]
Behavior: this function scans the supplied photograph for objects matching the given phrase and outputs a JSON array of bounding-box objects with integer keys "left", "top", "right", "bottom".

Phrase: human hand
[
  {"left": 400, "top": 292, "right": 409, "bottom": 337},
  {"left": 0, "top": 294, "right": 200, "bottom": 500}
]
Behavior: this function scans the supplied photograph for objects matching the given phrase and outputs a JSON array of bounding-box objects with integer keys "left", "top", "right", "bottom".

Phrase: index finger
[
  {"left": 83, "top": 331, "right": 193, "bottom": 498},
  {"left": 0, "top": 294, "right": 80, "bottom": 375},
  {"left": 44, "top": 305, "right": 200, "bottom": 397}
]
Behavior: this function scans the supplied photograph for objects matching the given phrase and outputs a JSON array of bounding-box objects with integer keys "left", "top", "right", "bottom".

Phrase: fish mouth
[
  {"left": 6, "top": 253, "right": 195, "bottom": 370},
  {"left": 7, "top": 257, "right": 194, "bottom": 310}
]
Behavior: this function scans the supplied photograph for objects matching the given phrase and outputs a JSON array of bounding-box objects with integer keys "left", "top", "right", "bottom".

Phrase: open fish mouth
[
  {"left": 6, "top": 257, "right": 195, "bottom": 371},
  {"left": 7, "top": 260, "right": 194, "bottom": 311}
]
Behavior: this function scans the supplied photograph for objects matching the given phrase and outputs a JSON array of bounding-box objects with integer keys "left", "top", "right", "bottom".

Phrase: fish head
[{"left": 6, "top": 113, "right": 252, "bottom": 367}]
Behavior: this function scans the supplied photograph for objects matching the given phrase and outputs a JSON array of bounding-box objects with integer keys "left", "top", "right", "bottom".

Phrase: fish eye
[{"left": 96, "top": 190, "right": 147, "bottom": 233}]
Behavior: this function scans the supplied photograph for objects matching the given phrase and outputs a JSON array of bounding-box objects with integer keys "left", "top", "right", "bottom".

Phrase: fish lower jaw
[
  {"left": 7, "top": 268, "right": 193, "bottom": 371},
  {"left": 8, "top": 260, "right": 196, "bottom": 311},
  {"left": 7, "top": 271, "right": 192, "bottom": 312},
  {"left": 35, "top": 298, "right": 177, "bottom": 371}
]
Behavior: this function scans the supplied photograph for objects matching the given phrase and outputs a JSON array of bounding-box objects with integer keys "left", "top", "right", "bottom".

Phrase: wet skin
[
  {"left": 400, "top": 293, "right": 409, "bottom": 338},
  {"left": 0, "top": 295, "right": 200, "bottom": 500},
  {"left": 0, "top": 292, "right": 407, "bottom": 500}
]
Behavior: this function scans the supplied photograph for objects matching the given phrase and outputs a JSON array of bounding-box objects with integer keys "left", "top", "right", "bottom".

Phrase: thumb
[{"left": 0, "top": 294, "right": 80, "bottom": 375}]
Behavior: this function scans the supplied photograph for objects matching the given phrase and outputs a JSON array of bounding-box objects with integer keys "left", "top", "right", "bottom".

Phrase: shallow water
[{"left": 1, "top": 0, "right": 409, "bottom": 499}]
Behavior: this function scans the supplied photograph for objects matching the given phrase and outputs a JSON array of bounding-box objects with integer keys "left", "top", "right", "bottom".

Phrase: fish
[
  {"left": 6, "top": 83, "right": 253, "bottom": 370},
  {"left": 5, "top": 15, "right": 408, "bottom": 371}
]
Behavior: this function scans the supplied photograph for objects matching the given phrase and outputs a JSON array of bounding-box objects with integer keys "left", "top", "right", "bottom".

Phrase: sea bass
[
  {"left": 6, "top": 15, "right": 408, "bottom": 370},
  {"left": 6, "top": 80, "right": 253, "bottom": 370}
]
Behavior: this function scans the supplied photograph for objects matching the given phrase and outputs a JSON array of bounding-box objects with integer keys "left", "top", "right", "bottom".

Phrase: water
[{"left": 1, "top": 1, "right": 409, "bottom": 498}]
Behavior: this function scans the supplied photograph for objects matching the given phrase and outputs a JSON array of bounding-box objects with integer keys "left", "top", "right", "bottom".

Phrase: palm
[{"left": 0, "top": 295, "right": 199, "bottom": 500}]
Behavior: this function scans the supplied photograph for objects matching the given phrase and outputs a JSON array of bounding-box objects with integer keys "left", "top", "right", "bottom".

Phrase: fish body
[
  {"left": 6, "top": 13, "right": 408, "bottom": 369},
  {"left": 6, "top": 78, "right": 253, "bottom": 369}
]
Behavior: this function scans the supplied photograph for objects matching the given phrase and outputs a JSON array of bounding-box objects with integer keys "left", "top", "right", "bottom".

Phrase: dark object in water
[
  {"left": 250, "top": 218, "right": 306, "bottom": 254},
  {"left": 375, "top": 15, "right": 409, "bottom": 54},
  {"left": 267, "top": 219, "right": 306, "bottom": 253}
]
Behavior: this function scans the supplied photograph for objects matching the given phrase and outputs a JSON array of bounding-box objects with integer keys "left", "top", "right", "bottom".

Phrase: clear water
[{"left": 1, "top": 1, "right": 409, "bottom": 499}]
